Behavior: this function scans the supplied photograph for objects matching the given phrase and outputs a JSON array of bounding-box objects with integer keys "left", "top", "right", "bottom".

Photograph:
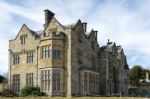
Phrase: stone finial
[
  {"left": 107, "top": 39, "right": 110, "bottom": 44},
  {"left": 107, "top": 39, "right": 113, "bottom": 45},
  {"left": 108, "top": 39, "right": 110, "bottom": 43}
]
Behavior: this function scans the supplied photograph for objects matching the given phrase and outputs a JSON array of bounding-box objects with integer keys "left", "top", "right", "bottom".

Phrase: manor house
[{"left": 8, "top": 9, "right": 129, "bottom": 96}]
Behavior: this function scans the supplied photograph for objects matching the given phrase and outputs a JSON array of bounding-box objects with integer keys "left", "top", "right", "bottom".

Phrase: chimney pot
[
  {"left": 82, "top": 22, "right": 87, "bottom": 32},
  {"left": 93, "top": 30, "right": 98, "bottom": 40}
]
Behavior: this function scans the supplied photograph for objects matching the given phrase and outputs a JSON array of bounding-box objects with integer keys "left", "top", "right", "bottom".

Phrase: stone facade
[
  {"left": 8, "top": 9, "right": 129, "bottom": 96},
  {"left": 99, "top": 41, "right": 129, "bottom": 96}
]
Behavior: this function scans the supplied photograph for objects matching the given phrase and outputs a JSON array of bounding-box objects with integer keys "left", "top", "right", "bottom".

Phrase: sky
[{"left": 0, "top": 0, "right": 150, "bottom": 75}]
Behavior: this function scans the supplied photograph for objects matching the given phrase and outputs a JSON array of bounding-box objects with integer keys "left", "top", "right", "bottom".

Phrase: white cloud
[
  {"left": 0, "top": 0, "right": 150, "bottom": 74},
  {"left": 0, "top": 1, "right": 44, "bottom": 24}
]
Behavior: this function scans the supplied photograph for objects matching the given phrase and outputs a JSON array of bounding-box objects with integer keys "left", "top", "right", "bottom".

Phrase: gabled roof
[
  {"left": 14, "top": 24, "right": 29, "bottom": 40},
  {"left": 84, "top": 29, "right": 97, "bottom": 40},
  {"left": 63, "top": 23, "right": 76, "bottom": 29},
  {"left": 100, "top": 45, "right": 107, "bottom": 51},
  {"left": 87, "top": 29, "right": 94, "bottom": 38},
  {"left": 72, "top": 19, "right": 82, "bottom": 30},
  {"left": 35, "top": 30, "right": 43, "bottom": 35},
  {"left": 13, "top": 24, "right": 41, "bottom": 40},
  {"left": 29, "top": 30, "right": 43, "bottom": 36}
]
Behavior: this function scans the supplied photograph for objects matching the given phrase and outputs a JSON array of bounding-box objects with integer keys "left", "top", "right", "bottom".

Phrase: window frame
[
  {"left": 13, "top": 54, "right": 20, "bottom": 65},
  {"left": 41, "top": 70, "right": 51, "bottom": 92},
  {"left": 27, "top": 51, "right": 34, "bottom": 63},
  {"left": 26, "top": 73, "right": 34, "bottom": 86},
  {"left": 52, "top": 49, "right": 60, "bottom": 58},
  {"left": 42, "top": 45, "right": 51, "bottom": 59},
  {"left": 20, "top": 35, "right": 27, "bottom": 45},
  {"left": 12, "top": 74, "right": 20, "bottom": 93},
  {"left": 52, "top": 70, "right": 61, "bottom": 92}
]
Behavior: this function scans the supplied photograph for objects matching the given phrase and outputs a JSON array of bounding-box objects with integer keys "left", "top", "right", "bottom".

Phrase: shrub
[
  {"left": 1, "top": 89, "right": 17, "bottom": 97},
  {"left": 21, "top": 86, "right": 46, "bottom": 96},
  {"left": 39, "top": 92, "right": 46, "bottom": 96}
]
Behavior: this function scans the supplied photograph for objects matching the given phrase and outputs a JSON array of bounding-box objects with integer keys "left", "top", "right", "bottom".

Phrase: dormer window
[{"left": 20, "top": 35, "right": 27, "bottom": 45}]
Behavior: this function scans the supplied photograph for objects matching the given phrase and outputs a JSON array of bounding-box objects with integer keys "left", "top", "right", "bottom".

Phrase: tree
[
  {"left": 129, "top": 65, "right": 143, "bottom": 86},
  {"left": 0, "top": 74, "right": 5, "bottom": 83}
]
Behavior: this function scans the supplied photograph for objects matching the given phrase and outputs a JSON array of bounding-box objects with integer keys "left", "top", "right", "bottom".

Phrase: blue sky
[{"left": 0, "top": 0, "right": 150, "bottom": 75}]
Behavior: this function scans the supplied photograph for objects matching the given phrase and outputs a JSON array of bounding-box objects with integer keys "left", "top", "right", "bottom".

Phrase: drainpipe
[
  {"left": 8, "top": 49, "right": 12, "bottom": 90},
  {"left": 36, "top": 46, "right": 39, "bottom": 87}
]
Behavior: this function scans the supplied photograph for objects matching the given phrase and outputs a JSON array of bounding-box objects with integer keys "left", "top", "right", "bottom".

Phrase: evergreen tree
[{"left": 0, "top": 74, "right": 5, "bottom": 83}]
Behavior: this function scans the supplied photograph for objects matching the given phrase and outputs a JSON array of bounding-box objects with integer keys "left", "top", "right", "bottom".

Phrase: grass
[{"left": 0, "top": 97, "right": 150, "bottom": 99}]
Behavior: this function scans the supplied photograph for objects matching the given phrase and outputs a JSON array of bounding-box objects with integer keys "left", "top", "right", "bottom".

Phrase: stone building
[
  {"left": 99, "top": 41, "right": 129, "bottom": 96},
  {"left": 8, "top": 9, "right": 129, "bottom": 96}
]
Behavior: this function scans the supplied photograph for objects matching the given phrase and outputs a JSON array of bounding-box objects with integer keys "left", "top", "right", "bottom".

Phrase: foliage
[
  {"left": 21, "top": 86, "right": 46, "bottom": 96},
  {"left": 129, "top": 65, "right": 142, "bottom": 86},
  {"left": 0, "top": 75, "right": 5, "bottom": 83},
  {"left": 129, "top": 65, "right": 150, "bottom": 86},
  {"left": 0, "top": 89, "right": 17, "bottom": 97}
]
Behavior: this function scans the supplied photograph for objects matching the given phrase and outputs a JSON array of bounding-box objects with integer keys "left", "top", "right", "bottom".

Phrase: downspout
[
  {"left": 36, "top": 46, "right": 39, "bottom": 87},
  {"left": 8, "top": 49, "right": 12, "bottom": 90}
]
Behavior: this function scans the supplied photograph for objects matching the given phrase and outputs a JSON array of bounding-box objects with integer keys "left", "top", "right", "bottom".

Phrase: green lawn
[{"left": 0, "top": 97, "right": 149, "bottom": 99}]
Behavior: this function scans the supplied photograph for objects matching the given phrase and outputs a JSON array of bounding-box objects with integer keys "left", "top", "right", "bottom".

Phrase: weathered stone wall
[
  {"left": 70, "top": 21, "right": 99, "bottom": 95},
  {"left": 98, "top": 51, "right": 107, "bottom": 95},
  {"left": 9, "top": 24, "right": 39, "bottom": 90},
  {"left": 98, "top": 42, "right": 129, "bottom": 96}
]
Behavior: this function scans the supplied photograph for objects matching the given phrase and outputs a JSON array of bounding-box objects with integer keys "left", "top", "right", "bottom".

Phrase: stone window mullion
[
  {"left": 12, "top": 74, "right": 20, "bottom": 93},
  {"left": 13, "top": 54, "right": 20, "bottom": 65},
  {"left": 26, "top": 73, "right": 34, "bottom": 86},
  {"left": 41, "top": 69, "right": 51, "bottom": 92}
]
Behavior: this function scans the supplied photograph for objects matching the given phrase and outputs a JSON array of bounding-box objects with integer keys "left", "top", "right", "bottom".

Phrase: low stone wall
[
  {"left": 0, "top": 83, "right": 3, "bottom": 91},
  {"left": 0, "top": 97, "right": 148, "bottom": 99},
  {"left": 0, "top": 83, "right": 8, "bottom": 91}
]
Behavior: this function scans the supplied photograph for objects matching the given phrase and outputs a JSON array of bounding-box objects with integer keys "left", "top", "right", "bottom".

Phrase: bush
[
  {"left": 21, "top": 86, "right": 46, "bottom": 96},
  {"left": 40, "top": 92, "right": 46, "bottom": 96},
  {"left": 1, "top": 89, "right": 17, "bottom": 97}
]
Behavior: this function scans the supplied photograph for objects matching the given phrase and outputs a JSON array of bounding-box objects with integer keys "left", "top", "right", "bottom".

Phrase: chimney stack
[
  {"left": 82, "top": 22, "right": 87, "bottom": 32},
  {"left": 44, "top": 9, "right": 55, "bottom": 29},
  {"left": 93, "top": 30, "right": 98, "bottom": 40},
  {"left": 146, "top": 72, "right": 149, "bottom": 82}
]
